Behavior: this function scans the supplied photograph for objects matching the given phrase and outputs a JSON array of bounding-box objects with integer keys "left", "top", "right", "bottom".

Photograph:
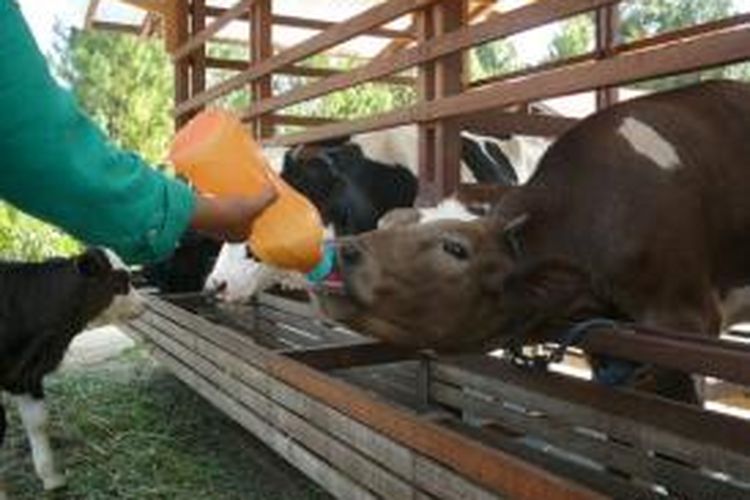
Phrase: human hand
[{"left": 189, "top": 184, "right": 278, "bottom": 242}]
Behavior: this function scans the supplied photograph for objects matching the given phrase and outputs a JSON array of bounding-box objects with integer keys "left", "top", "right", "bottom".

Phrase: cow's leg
[
  {"left": 14, "top": 394, "right": 65, "bottom": 490},
  {"left": 631, "top": 297, "right": 721, "bottom": 405}
]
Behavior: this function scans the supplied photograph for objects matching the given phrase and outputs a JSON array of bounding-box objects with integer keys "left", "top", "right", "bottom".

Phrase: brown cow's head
[{"left": 313, "top": 202, "right": 611, "bottom": 352}]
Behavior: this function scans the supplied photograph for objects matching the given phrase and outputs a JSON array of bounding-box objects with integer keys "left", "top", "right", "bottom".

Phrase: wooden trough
[{"left": 123, "top": 293, "right": 750, "bottom": 499}]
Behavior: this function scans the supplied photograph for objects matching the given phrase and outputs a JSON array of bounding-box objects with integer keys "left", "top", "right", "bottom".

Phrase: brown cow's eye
[{"left": 442, "top": 239, "right": 469, "bottom": 260}]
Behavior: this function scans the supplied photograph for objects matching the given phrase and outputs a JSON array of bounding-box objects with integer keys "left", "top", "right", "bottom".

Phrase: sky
[{"left": 17, "top": 0, "right": 556, "bottom": 62}]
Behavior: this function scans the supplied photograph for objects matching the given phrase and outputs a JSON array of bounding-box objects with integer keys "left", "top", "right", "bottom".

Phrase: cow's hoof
[{"left": 42, "top": 473, "right": 66, "bottom": 491}]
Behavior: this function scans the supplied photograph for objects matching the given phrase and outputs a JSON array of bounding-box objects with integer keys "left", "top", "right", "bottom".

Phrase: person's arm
[
  {"left": 0, "top": 2, "right": 274, "bottom": 264},
  {"left": 190, "top": 187, "right": 277, "bottom": 242}
]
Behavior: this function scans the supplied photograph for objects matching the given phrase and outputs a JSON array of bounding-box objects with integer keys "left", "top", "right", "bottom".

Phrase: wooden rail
[
  {"left": 264, "top": 23, "right": 750, "bottom": 146},
  {"left": 174, "top": 0, "right": 441, "bottom": 117}
]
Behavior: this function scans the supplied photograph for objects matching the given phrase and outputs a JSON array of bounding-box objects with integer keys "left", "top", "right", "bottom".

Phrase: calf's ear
[{"left": 76, "top": 248, "right": 111, "bottom": 277}]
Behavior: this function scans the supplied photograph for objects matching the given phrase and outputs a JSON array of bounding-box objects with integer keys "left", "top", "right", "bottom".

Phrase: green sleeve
[{"left": 0, "top": 0, "right": 196, "bottom": 264}]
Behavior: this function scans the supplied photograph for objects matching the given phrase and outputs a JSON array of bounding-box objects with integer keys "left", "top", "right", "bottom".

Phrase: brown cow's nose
[{"left": 339, "top": 242, "right": 362, "bottom": 268}]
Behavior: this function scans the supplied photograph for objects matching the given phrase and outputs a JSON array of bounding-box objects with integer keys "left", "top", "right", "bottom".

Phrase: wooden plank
[
  {"left": 133, "top": 311, "right": 475, "bottom": 499},
  {"left": 416, "top": 5, "right": 437, "bottom": 204},
  {"left": 173, "top": 0, "right": 190, "bottom": 128},
  {"left": 268, "top": 114, "right": 339, "bottom": 128},
  {"left": 143, "top": 297, "right": 602, "bottom": 499},
  {"left": 173, "top": 0, "right": 257, "bottom": 62},
  {"left": 146, "top": 346, "right": 378, "bottom": 500},
  {"left": 204, "top": 7, "right": 415, "bottom": 39},
  {"left": 84, "top": 0, "right": 101, "bottom": 30},
  {"left": 577, "top": 325, "right": 750, "bottom": 387},
  {"left": 242, "top": 0, "right": 617, "bottom": 122},
  {"left": 595, "top": 4, "right": 619, "bottom": 109},
  {"left": 174, "top": 0, "right": 441, "bottom": 117},
  {"left": 250, "top": 0, "right": 273, "bottom": 138},
  {"left": 91, "top": 20, "right": 141, "bottom": 34},
  {"left": 133, "top": 319, "right": 415, "bottom": 499},
  {"left": 415, "top": 455, "right": 499, "bottom": 500},
  {"left": 431, "top": 381, "right": 749, "bottom": 499},
  {"left": 191, "top": 0, "right": 207, "bottom": 101},
  {"left": 285, "top": 342, "right": 417, "bottom": 370},
  {"left": 431, "top": 0, "right": 466, "bottom": 199},
  {"left": 432, "top": 356, "right": 750, "bottom": 481},
  {"left": 266, "top": 22, "right": 750, "bottom": 146},
  {"left": 442, "top": 420, "right": 661, "bottom": 499}
]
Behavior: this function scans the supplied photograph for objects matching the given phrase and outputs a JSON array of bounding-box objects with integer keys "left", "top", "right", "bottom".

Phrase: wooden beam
[
  {"left": 84, "top": 0, "right": 101, "bottom": 30},
  {"left": 595, "top": 4, "right": 619, "bottom": 109},
  {"left": 267, "top": 115, "right": 339, "bottom": 127},
  {"left": 174, "top": 0, "right": 442, "bottom": 117},
  {"left": 265, "top": 23, "right": 750, "bottom": 147},
  {"left": 173, "top": 0, "right": 256, "bottom": 61},
  {"left": 240, "top": 0, "right": 618, "bottom": 122},
  {"left": 173, "top": 0, "right": 190, "bottom": 128},
  {"left": 191, "top": 0, "right": 207, "bottom": 105},
  {"left": 251, "top": 0, "right": 273, "bottom": 138},
  {"left": 431, "top": 0, "right": 466, "bottom": 198},
  {"left": 204, "top": 7, "right": 415, "bottom": 39},
  {"left": 91, "top": 20, "right": 141, "bottom": 34}
]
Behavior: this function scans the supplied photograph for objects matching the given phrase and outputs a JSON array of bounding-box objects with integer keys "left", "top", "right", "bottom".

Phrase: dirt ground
[{"left": 0, "top": 327, "right": 331, "bottom": 500}]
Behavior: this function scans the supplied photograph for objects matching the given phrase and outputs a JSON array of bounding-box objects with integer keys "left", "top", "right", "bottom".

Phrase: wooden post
[
  {"left": 191, "top": 0, "right": 207, "bottom": 110},
  {"left": 432, "top": 0, "right": 466, "bottom": 199},
  {"left": 416, "top": 6, "right": 436, "bottom": 205},
  {"left": 251, "top": 0, "right": 274, "bottom": 139},
  {"left": 416, "top": 1, "right": 466, "bottom": 205},
  {"left": 174, "top": 0, "right": 191, "bottom": 129},
  {"left": 595, "top": 5, "right": 619, "bottom": 109}
]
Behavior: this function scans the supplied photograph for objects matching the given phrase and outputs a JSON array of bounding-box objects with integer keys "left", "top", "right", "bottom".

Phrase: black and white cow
[{"left": 0, "top": 248, "right": 143, "bottom": 492}]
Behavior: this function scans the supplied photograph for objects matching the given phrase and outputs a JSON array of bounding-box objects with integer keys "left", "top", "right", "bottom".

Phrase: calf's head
[
  {"left": 314, "top": 206, "right": 608, "bottom": 351},
  {"left": 79, "top": 248, "right": 145, "bottom": 328}
]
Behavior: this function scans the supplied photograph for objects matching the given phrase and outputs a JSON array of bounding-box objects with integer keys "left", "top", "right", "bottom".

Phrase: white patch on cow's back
[
  {"left": 418, "top": 199, "right": 478, "bottom": 224},
  {"left": 618, "top": 116, "right": 682, "bottom": 171}
]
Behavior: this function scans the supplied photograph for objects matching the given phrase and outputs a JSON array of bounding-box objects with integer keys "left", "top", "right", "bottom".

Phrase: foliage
[
  {"left": 548, "top": 0, "right": 749, "bottom": 90},
  {"left": 0, "top": 204, "right": 81, "bottom": 261},
  {"left": 470, "top": 39, "right": 520, "bottom": 80},
  {"left": 56, "top": 28, "right": 174, "bottom": 165}
]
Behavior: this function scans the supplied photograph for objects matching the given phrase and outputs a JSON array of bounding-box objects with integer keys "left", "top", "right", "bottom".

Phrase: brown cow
[{"left": 314, "top": 80, "right": 750, "bottom": 403}]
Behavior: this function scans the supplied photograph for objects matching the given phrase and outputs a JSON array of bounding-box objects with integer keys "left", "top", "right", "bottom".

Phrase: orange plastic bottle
[{"left": 168, "top": 108, "right": 324, "bottom": 272}]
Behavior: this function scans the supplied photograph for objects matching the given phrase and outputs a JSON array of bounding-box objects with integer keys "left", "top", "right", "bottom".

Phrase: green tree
[
  {"left": 548, "top": 0, "right": 748, "bottom": 90},
  {"left": 56, "top": 28, "right": 174, "bottom": 164},
  {"left": 471, "top": 39, "right": 519, "bottom": 80},
  {"left": 548, "top": 14, "right": 594, "bottom": 60}
]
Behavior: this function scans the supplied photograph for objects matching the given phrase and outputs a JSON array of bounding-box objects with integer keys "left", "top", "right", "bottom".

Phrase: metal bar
[{"left": 250, "top": 0, "right": 273, "bottom": 138}]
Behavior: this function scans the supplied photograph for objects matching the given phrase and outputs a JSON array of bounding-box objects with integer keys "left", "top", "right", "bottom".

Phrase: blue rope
[{"left": 508, "top": 317, "right": 640, "bottom": 387}]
